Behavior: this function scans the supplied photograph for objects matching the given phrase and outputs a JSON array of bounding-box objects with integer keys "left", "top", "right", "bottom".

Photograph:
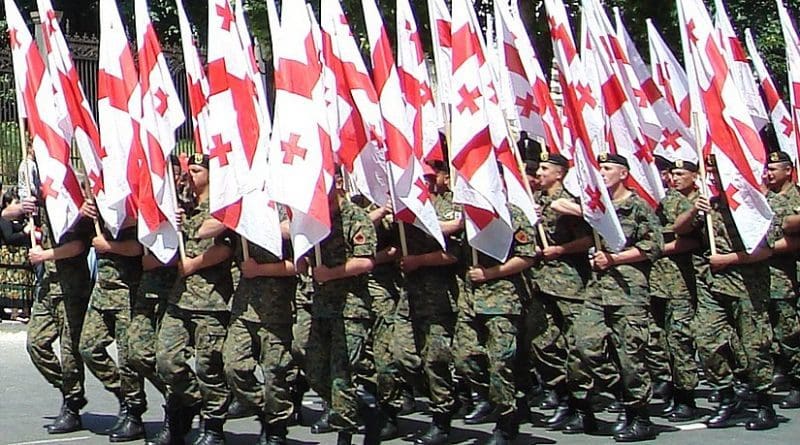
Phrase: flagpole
[
  {"left": 15, "top": 114, "right": 37, "bottom": 248},
  {"left": 76, "top": 162, "right": 103, "bottom": 237},
  {"left": 384, "top": 161, "right": 410, "bottom": 257},
  {"left": 691, "top": 112, "right": 717, "bottom": 256},
  {"left": 166, "top": 162, "right": 187, "bottom": 262}
]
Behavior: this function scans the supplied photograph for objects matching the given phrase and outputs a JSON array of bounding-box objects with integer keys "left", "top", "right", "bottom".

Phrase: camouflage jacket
[
  {"left": 363, "top": 201, "right": 402, "bottom": 317},
  {"left": 231, "top": 237, "right": 297, "bottom": 324},
  {"left": 134, "top": 265, "right": 177, "bottom": 310},
  {"left": 531, "top": 184, "right": 591, "bottom": 300},
  {"left": 38, "top": 215, "right": 92, "bottom": 301},
  {"left": 694, "top": 197, "right": 771, "bottom": 300},
  {"left": 405, "top": 191, "right": 459, "bottom": 317},
  {"left": 312, "top": 198, "right": 376, "bottom": 319},
  {"left": 91, "top": 225, "right": 143, "bottom": 310},
  {"left": 767, "top": 187, "right": 800, "bottom": 299},
  {"left": 650, "top": 188, "right": 699, "bottom": 300},
  {"left": 588, "top": 192, "right": 663, "bottom": 306},
  {"left": 169, "top": 200, "right": 234, "bottom": 312},
  {"left": 464, "top": 204, "right": 538, "bottom": 315}
]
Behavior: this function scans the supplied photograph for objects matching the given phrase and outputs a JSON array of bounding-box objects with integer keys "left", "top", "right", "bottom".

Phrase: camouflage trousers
[
  {"left": 156, "top": 306, "right": 230, "bottom": 420},
  {"left": 223, "top": 318, "right": 294, "bottom": 425},
  {"left": 401, "top": 313, "right": 456, "bottom": 416},
  {"left": 27, "top": 295, "right": 88, "bottom": 410},
  {"left": 391, "top": 294, "right": 424, "bottom": 394},
  {"left": 665, "top": 298, "right": 699, "bottom": 391},
  {"left": 306, "top": 316, "right": 371, "bottom": 431},
  {"left": 693, "top": 288, "right": 773, "bottom": 391},
  {"left": 454, "top": 312, "right": 489, "bottom": 394},
  {"left": 289, "top": 302, "right": 312, "bottom": 385},
  {"left": 128, "top": 299, "right": 167, "bottom": 395},
  {"left": 768, "top": 298, "right": 800, "bottom": 383},
  {"left": 80, "top": 305, "right": 145, "bottom": 409},
  {"left": 646, "top": 297, "right": 672, "bottom": 385},
  {"left": 526, "top": 293, "right": 587, "bottom": 389},
  {"left": 456, "top": 314, "right": 519, "bottom": 415},
  {"left": 569, "top": 301, "right": 651, "bottom": 407}
]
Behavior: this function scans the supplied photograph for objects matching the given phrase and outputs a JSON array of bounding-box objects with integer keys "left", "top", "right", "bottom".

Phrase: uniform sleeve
[
  {"left": 349, "top": 211, "right": 377, "bottom": 258},
  {"left": 511, "top": 208, "right": 538, "bottom": 259},
  {"left": 633, "top": 202, "right": 663, "bottom": 261}
]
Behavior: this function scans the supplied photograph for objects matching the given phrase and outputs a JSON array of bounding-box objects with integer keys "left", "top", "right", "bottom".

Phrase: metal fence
[{"left": 0, "top": 31, "right": 198, "bottom": 188}]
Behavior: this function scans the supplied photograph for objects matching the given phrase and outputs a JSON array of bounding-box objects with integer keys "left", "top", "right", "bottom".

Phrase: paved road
[{"left": 2, "top": 321, "right": 799, "bottom": 444}]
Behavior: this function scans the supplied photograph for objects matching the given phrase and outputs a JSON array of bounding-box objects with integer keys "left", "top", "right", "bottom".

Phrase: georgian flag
[
  {"left": 427, "top": 0, "right": 452, "bottom": 129},
  {"left": 207, "top": 0, "right": 282, "bottom": 257},
  {"left": 678, "top": 0, "right": 773, "bottom": 253},
  {"left": 5, "top": 0, "right": 84, "bottom": 241},
  {"left": 648, "top": 19, "right": 691, "bottom": 127},
  {"left": 745, "top": 28, "right": 798, "bottom": 167},
  {"left": 544, "top": 0, "right": 625, "bottom": 252},
  {"left": 778, "top": 1, "right": 800, "bottom": 170},
  {"left": 176, "top": 0, "right": 212, "bottom": 155},
  {"left": 234, "top": 0, "right": 272, "bottom": 140}
]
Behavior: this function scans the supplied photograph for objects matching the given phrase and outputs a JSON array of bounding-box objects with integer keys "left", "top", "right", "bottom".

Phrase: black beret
[
  {"left": 524, "top": 160, "right": 539, "bottom": 175},
  {"left": 654, "top": 155, "right": 673, "bottom": 171},
  {"left": 189, "top": 152, "right": 209, "bottom": 168},
  {"left": 767, "top": 151, "right": 793, "bottom": 165},
  {"left": 670, "top": 159, "right": 699, "bottom": 173},
  {"left": 597, "top": 152, "right": 629, "bottom": 169},
  {"left": 539, "top": 151, "right": 569, "bottom": 168}
]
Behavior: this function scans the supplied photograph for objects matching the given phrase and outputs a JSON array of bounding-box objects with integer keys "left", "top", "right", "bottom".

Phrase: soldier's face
[
  {"left": 189, "top": 165, "right": 208, "bottom": 190},
  {"left": 765, "top": 163, "right": 792, "bottom": 188},
  {"left": 599, "top": 164, "right": 627, "bottom": 189},
  {"left": 670, "top": 169, "right": 697, "bottom": 193},
  {"left": 435, "top": 171, "right": 449, "bottom": 189},
  {"left": 536, "top": 163, "right": 563, "bottom": 189}
]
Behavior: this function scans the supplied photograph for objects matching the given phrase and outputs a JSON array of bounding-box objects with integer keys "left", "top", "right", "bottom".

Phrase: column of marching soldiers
[{"left": 10, "top": 129, "right": 800, "bottom": 445}]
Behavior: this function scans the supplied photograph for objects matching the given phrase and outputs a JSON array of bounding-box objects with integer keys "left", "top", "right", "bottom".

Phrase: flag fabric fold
[{"left": 648, "top": 19, "right": 691, "bottom": 127}]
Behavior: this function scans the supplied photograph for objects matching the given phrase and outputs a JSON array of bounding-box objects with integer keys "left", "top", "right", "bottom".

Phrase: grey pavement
[{"left": 2, "top": 320, "right": 799, "bottom": 444}]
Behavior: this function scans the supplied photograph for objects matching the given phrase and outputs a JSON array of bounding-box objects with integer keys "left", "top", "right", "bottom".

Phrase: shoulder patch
[
  {"left": 514, "top": 229, "right": 530, "bottom": 244},
  {"left": 353, "top": 231, "right": 367, "bottom": 245}
]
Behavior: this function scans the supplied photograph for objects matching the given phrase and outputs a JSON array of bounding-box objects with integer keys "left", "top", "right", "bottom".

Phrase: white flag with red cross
[
  {"left": 778, "top": 1, "right": 800, "bottom": 170},
  {"left": 427, "top": 0, "right": 452, "bottom": 129},
  {"left": 135, "top": 0, "right": 185, "bottom": 262},
  {"left": 648, "top": 20, "right": 691, "bottom": 127},
  {"left": 36, "top": 0, "right": 112, "bottom": 224},
  {"left": 714, "top": 0, "right": 769, "bottom": 132},
  {"left": 207, "top": 0, "right": 282, "bottom": 257},
  {"left": 97, "top": 0, "right": 141, "bottom": 235},
  {"left": 583, "top": 0, "right": 664, "bottom": 208},
  {"left": 615, "top": 9, "right": 696, "bottom": 164},
  {"left": 362, "top": 0, "right": 444, "bottom": 248},
  {"left": 320, "top": 0, "right": 390, "bottom": 206},
  {"left": 269, "top": 0, "right": 333, "bottom": 261},
  {"left": 5, "top": 0, "right": 84, "bottom": 242},
  {"left": 397, "top": 0, "right": 444, "bottom": 163},
  {"left": 544, "top": 0, "right": 625, "bottom": 252},
  {"left": 745, "top": 28, "right": 798, "bottom": 167},
  {"left": 234, "top": 0, "right": 272, "bottom": 140},
  {"left": 176, "top": 0, "right": 211, "bottom": 155},
  {"left": 450, "top": 0, "right": 513, "bottom": 261},
  {"left": 678, "top": 0, "right": 773, "bottom": 253}
]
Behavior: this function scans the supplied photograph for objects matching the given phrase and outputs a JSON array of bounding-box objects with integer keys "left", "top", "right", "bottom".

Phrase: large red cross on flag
[
  {"left": 135, "top": 0, "right": 185, "bottom": 263},
  {"left": 268, "top": 0, "right": 333, "bottom": 261},
  {"left": 449, "top": 0, "right": 514, "bottom": 261},
  {"left": 97, "top": 0, "right": 141, "bottom": 236},
  {"left": 362, "top": 0, "right": 444, "bottom": 249},
  {"left": 206, "top": 0, "right": 282, "bottom": 258},
  {"left": 745, "top": 28, "right": 798, "bottom": 168},
  {"left": 648, "top": 20, "right": 692, "bottom": 127},
  {"left": 176, "top": 0, "right": 211, "bottom": 156},
  {"left": 544, "top": 0, "right": 625, "bottom": 251},
  {"left": 678, "top": 0, "right": 773, "bottom": 253},
  {"left": 778, "top": 0, "right": 800, "bottom": 171},
  {"left": 6, "top": 0, "right": 84, "bottom": 242},
  {"left": 319, "top": 0, "right": 390, "bottom": 207}
]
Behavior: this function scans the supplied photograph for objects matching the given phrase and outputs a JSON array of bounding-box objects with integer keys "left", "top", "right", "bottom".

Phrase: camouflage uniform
[
  {"left": 527, "top": 185, "right": 592, "bottom": 390},
  {"left": 27, "top": 217, "right": 92, "bottom": 411},
  {"left": 402, "top": 192, "right": 459, "bottom": 416},
  {"left": 692, "top": 197, "right": 774, "bottom": 391},
  {"left": 306, "top": 198, "right": 376, "bottom": 431},
  {"left": 222, "top": 238, "right": 297, "bottom": 426},
  {"left": 766, "top": 187, "right": 800, "bottom": 386},
  {"left": 568, "top": 193, "right": 663, "bottom": 408},
  {"left": 461, "top": 205, "right": 538, "bottom": 416},
  {"left": 156, "top": 200, "right": 234, "bottom": 421},
  {"left": 651, "top": 189, "right": 700, "bottom": 392},
  {"left": 79, "top": 225, "right": 145, "bottom": 410}
]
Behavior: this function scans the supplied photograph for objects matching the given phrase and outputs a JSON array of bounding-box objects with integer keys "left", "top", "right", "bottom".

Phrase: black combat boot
[
  {"left": 414, "top": 412, "right": 450, "bottom": 445},
  {"left": 226, "top": 398, "right": 254, "bottom": 420},
  {"left": 780, "top": 379, "right": 800, "bottom": 409},
  {"left": 707, "top": 386, "right": 743, "bottom": 428},
  {"left": 256, "top": 419, "right": 288, "bottom": 445},
  {"left": 110, "top": 404, "right": 146, "bottom": 442},
  {"left": 179, "top": 404, "right": 201, "bottom": 437},
  {"left": 336, "top": 431, "right": 353, "bottom": 445},
  {"left": 452, "top": 381, "right": 473, "bottom": 419},
  {"left": 485, "top": 413, "right": 518, "bottom": 445},
  {"left": 562, "top": 398, "right": 597, "bottom": 435},
  {"left": 652, "top": 381, "right": 673, "bottom": 401},
  {"left": 464, "top": 387, "right": 496, "bottom": 425},
  {"left": 545, "top": 385, "right": 572, "bottom": 430},
  {"left": 47, "top": 401, "right": 83, "bottom": 434},
  {"left": 708, "top": 389, "right": 721, "bottom": 403},
  {"left": 106, "top": 400, "right": 130, "bottom": 435},
  {"left": 192, "top": 419, "right": 225, "bottom": 445},
  {"left": 745, "top": 392, "right": 779, "bottom": 431},
  {"left": 540, "top": 388, "right": 560, "bottom": 410},
  {"left": 356, "top": 386, "right": 382, "bottom": 445},
  {"left": 399, "top": 382, "right": 417, "bottom": 415},
  {"left": 612, "top": 408, "right": 629, "bottom": 434},
  {"left": 310, "top": 401, "right": 333, "bottom": 434},
  {"left": 668, "top": 389, "right": 699, "bottom": 423},
  {"left": 289, "top": 377, "right": 309, "bottom": 426},
  {"left": 379, "top": 405, "right": 401, "bottom": 441},
  {"left": 145, "top": 404, "right": 185, "bottom": 445},
  {"left": 613, "top": 407, "right": 657, "bottom": 442}
]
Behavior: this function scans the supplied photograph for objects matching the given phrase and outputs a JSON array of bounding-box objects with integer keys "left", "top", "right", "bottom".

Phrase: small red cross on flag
[
  {"left": 217, "top": 2, "right": 234, "bottom": 31},
  {"left": 209, "top": 134, "right": 233, "bottom": 166},
  {"left": 457, "top": 85, "right": 481, "bottom": 114},
  {"left": 281, "top": 133, "right": 308, "bottom": 165}
]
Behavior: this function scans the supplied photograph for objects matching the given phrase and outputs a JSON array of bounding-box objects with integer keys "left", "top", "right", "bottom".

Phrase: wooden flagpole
[
  {"left": 166, "top": 162, "right": 187, "bottom": 262},
  {"left": 691, "top": 112, "right": 717, "bottom": 256}
]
